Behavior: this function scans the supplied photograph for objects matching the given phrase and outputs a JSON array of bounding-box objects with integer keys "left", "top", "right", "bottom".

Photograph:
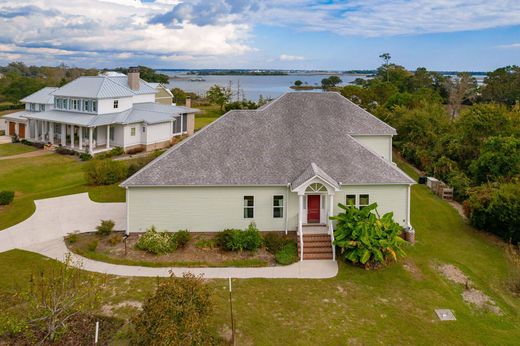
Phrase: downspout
[
  {"left": 125, "top": 187, "right": 130, "bottom": 236},
  {"left": 285, "top": 183, "right": 289, "bottom": 235},
  {"left": 406, "top": 184, "right": 411, "bottom": 228}
]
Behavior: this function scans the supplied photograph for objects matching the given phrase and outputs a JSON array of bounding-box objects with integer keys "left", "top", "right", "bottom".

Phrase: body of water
[{"left": 159, "top": 71, "right": 362, "bottom": 101}]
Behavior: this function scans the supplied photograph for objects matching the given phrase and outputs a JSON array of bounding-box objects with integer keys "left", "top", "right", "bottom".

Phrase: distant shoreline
[{"left": 289, "top": 85, "right": 322, "bottom": 90}]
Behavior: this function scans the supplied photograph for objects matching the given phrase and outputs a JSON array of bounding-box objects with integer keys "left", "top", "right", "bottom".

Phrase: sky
[{"left": 0, "top": 0, "right": 520, "bottom": 71}]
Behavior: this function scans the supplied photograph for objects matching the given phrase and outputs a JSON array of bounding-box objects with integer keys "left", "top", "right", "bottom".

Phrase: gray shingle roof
[
  {"left": 20, "top": 87, "right": 58, "bottom": 104},
  {"left": 122, "top": 92, "right": 413, "bottom": 187}
]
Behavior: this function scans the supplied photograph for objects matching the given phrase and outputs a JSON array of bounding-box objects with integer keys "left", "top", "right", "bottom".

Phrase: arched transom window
[{"left": 305, "top": 183, "right": 327, "bottom": 193}]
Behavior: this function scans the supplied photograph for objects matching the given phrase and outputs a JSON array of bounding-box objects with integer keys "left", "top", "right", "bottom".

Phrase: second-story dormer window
[
  {"left": 39, "top": 104, "right": 45, "bottom": 112},
  {"left": 114, "top": 100, "right": 119, "bottom": 109},
  {"left": 30, "top": 103, "right": 35, "bottom": 111},
  {"left": 93, "top": 100, "right": 97, "bottom": 112}
]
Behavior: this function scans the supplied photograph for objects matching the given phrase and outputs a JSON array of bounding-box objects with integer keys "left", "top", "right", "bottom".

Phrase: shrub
[
  {"left": 0, "top": 191, "right": 15, "bottom": 205},
  {"left": 275, "top": 243, "right": 298, "bottom": 265},
  {"left": 96, "top": 146, "right": 124, "bottom": 159},
  {"left": 21, "top": 139, "right": 44, "bottom": 149},
  {"left": 55, "top": 146, "right": 76, "bottom": 155},
  {"left": 83, "top": 159, "right": 127, "bottom": 185},
  {"left": 173, "top": 230, "right": 191, "bottom": 248},
  {"left": 263, "top": 233, "right": 294, "bottom": 254},
  {"left": 87, "top": 240, "right": 98, "bottom": 252},
  {"left": 0, "top": 130, "right": 4, "bottom": 136},
  {"left": 465, "top": 183, "right": 520, "bottom": 244},
  {"left": 79, "top": 153, "right": 92, "bottom": 161},
  {"left": 65, "top": 232, "right": 78, "bottom": 244},
  {"left": 127, "top": 154, "right": 157, "bottom": 177},
  {"left": 216, "top": 223, "right": 263, "bottom": 252},
  {"left": 11, "top": 134, "right": 19, "bottom": 143},
  {"left": 96, "top": 219, "right": 115, "bottom": 236},
  {"left": 131, "top": 273, "right": 219, "bottom": 346},
  {"left": 331, "top": 202, "right": 406, "bottom": 268},
  {"left": 242, "top": 222, "right": 263, "bottom": 251},
  {"left": 108, "top": 233, "right": 122, "bottom": 246},
  {"left": 135, "top": 226, "right": 176, "bottom": 255}
]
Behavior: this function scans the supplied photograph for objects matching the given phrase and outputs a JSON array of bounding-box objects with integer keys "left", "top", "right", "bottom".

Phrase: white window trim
[
  {"left": 131, "top": 127, "right": 136, "bottom": 136},
  {"left": 243, "top": 195, "right": 255, "bottom": 219},
  {"left": 273, "top": 195, "right": 284, "bottom": 218}
]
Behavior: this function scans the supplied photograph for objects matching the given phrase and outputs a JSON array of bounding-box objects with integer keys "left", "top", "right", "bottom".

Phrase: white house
[
  {"left": 3, "top": 67, "right": 197, "bottom": 153},
  {"left": 121, "top": 92, "right": 415, "bottom": 260}
]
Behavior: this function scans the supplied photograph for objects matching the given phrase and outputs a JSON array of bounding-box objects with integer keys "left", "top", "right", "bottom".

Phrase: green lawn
[
  {"left": 195, "top": 104, "right": 224, "bottom": 131},
  {"left": 0, "top": 143, "right": 37, "bottom": 157},
  {"left": 0, "top": 154, "right": 126, "bottom": 230},
  {"left": 1, "top": 158, "right": 519, "bottom": 344}
]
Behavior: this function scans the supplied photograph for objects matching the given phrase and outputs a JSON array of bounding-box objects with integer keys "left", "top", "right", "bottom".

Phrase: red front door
[{"left": 307, "top": 195, "right": 320, "bottom": 223}]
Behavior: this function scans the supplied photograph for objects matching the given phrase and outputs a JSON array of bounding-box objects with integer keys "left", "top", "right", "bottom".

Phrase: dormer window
[
  {"left": 29, "top": 103, "right": 36, "bottom": 111},
  {"left": 39, "top": 104, "right": 45, "bottom": 112},
  {"left": 114, "top": 100, "right": 119, "bottom": 109}
]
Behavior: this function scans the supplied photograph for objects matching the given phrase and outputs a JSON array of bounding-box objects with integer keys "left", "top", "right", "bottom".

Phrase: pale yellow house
[{"left": 122, "top": 92, "right": 415, "bottom": 260}]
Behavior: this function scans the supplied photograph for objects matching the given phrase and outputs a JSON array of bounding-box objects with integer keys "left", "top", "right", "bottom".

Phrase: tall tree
[
  {"left": 206, "top": 84, "right": 232, "bottom": 111},
  {"left": 379, "top": 53, "right": 391, "bottom": 82},
  {"left": 444, "top": 72, "right": 477, "bottom": 119}
]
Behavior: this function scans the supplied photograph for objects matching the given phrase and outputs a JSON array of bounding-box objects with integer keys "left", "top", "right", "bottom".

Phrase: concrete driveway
[
  {"left": 1, "top": 193, "right": 338, "bottom": 279},
  {"left": 0, "top": 193, "right": 126, "bottom": 252}
]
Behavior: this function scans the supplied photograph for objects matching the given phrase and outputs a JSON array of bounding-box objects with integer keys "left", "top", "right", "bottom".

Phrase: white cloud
[
  {"left": 280, "top": 54, "right": 304, "bottom": 61},
  {"left": 497, "top": 43, "right": 520, "bottom": 49}
]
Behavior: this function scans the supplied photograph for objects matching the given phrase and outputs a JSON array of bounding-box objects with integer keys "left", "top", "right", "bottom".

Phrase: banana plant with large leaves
[{"left": 331, "top": 202, "right": 406, "bottom": 267}]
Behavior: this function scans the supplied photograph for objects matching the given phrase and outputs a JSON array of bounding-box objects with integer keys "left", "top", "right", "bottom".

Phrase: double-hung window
[
  {"left": 243, "top": 196, "right": 254, "bottom": 218},
  {"left": 273, "top": 195, "right": 284, "bottom": 218},
  {"left": 131, "top": 127, "right": 136, "bottom": 136},
  {"left": 113, "top": 100, "right": 119, "bottom": 109},
  {"left": 92, "top": 100, "right": 97, "bottom": 112},
  {"left": 345, "top": 194, "right": 370, "bottom": 209}
]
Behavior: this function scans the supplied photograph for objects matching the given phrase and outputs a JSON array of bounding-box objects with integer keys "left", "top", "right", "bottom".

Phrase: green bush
[
  {"left": 96, "top": 219, "right": 115, "bottom": 236},
  {"left": 216, "top": 223, "right": 263, "bottom": 252},
  {"left": 135, "top": 226, "right": 176, "bottom": 255},
  {"left": 55, "top": 146, "right": 76, "bottom": 155},
  {"left": 65, "top": 232, "right": 78, "bottom": 244},
  {"left": 20, "top": 139, "right": 44, "bottom": 149},
  {"left": 96, "top": 146, "right": 124, "bottom": 159},
  {"left": 263, "top": 233, "right": 294, "bottom": 254},
  {"left": 0, "top": 191, "right": 15, "bottom": 205},
  {"left": 195, "top": 238, "right": 216, "bottom": 249},
  {"left": 131, "top": 273, "right": 219, "bottom": 345},
  {"left": 87, "top": 240, "right": 98, "bottom": 252},
  {"left": 275, "top": 243, "right": 298, "bottom": 265},
  {"left": 465, "top": 183, "right": 520, "bottom": 244},
  {"left": 331, "top": 202, "right": 406, "bottom": 268},
  {"left": 173, "top": 230, "right": 191, "bottom": 248},
  {"left": 79, "top": 153, "right": 92, "bottom": 161},
  {"left": 83, "top": 159, "right": 127, "bottom": 185}
]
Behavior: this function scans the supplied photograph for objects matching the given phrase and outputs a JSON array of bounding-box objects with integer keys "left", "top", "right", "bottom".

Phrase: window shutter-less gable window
[{"left": 243, "top": 196, "right": 254, "bottom": 218}]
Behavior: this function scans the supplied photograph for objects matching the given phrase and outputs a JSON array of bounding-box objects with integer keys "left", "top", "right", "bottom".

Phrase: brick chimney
[
  {"left": 185, "top": 96, "right": 191, "bottom": 108},
  {"left": 128, "top": 66, "right": 139, "bottom": 91}
]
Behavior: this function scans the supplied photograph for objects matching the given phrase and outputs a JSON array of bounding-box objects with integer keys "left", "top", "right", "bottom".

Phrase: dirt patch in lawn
[
  {"left": 435, "top": 263, "right": 502, "bottom": 314},
  {"left": 402, "top": 259, "right": 424, "bottom": 280},
  {"left": 67, "top": 231, "right": 294, "bottom": 267}
]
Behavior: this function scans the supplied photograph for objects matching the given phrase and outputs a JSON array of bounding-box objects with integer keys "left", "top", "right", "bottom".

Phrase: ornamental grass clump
[
  {"left": 331, "top": 202, "right": 406, "bottom": 269},
  {"left": 135, "top": 226, "right": 177, "bottom": 255}
]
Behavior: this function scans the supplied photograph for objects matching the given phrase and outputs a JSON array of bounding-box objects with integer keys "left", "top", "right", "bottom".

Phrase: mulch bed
[{"left": 67, "top": 231, "right": 295, "bottom": 267}]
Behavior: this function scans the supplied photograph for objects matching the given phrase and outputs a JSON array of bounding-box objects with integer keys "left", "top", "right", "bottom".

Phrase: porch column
[
  {"left": 106, "top": 125, "right": 110, "bottom": 149},
  {"left": 79, "top": 126, "right": 83, "bottom": 150},
  {"left": 328, "top": 194, "right": 334, "bottom": 234},
  {"left": 34, "top": 120, "right": 39, "bottom": 141},
  {"left": 40, "top": 121, "right": 44, "bottom": 141},
  {"left": 26, "top": 120, "right": 32, "bottom": 139},
  {"left": 61, "top": 124, "right": 66, "bottom": 146},
  {"left": 49, "top": 122, "right": 54, "bottom": 144},
  {"left": 298, "top": 194, "right": 304, "bottom": 262},
  {"left": 88, "top": 127, "right": 93, "bottom": 154},
  {"left": 70, "top": 125, "right": 74, "bottom": 149}
]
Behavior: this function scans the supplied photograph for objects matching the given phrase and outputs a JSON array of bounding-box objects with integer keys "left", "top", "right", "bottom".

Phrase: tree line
[{"left": 339, "top": 54, "right": 520, "bottom": 244}]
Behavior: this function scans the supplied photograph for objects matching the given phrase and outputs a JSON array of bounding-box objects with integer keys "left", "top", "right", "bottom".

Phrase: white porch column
[
  {"left": 26, "top": 120, "right": 32, "bottom": 139},
  {"left": 106, "top": 125, "right": 110, "bottom": 149},
  {"left": 34, "top": 120, "right": 39, "bottom": 142},
  {"left": 70, "top": 125, "right": 74, "bottom": 149},
  {"left": 40, "top": 121, "right": 44, "bottom": 141},
  {"left": 328, "top": 194, "right": 334, "bottom": 234},
  {"left": 79, "top": 126, "right": 83, "bottom": 150},
  {"left": 61, "top": 124, "right": 66, "bottom": 146},
  {"left": 88, "top": 127, "right": 93, "bottom": 154},
  {"left": 49, "top": 122, "right": 54, "bottom": 144},
  {"left": 298, "top": 194, "right": 304, "bottom": 262}
]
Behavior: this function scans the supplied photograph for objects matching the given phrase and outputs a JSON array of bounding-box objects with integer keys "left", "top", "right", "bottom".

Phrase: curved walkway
[{"left": 1, "top": 193, "right": 338, "bottom": 279}]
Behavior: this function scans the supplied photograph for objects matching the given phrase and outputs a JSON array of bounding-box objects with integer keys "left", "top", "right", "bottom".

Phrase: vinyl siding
[
  {"left": 127, "top": 184, "right": 410, "bottom": 232},
  {"left": 351, "top": 135, "right": 392, "bottom": 161}
]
